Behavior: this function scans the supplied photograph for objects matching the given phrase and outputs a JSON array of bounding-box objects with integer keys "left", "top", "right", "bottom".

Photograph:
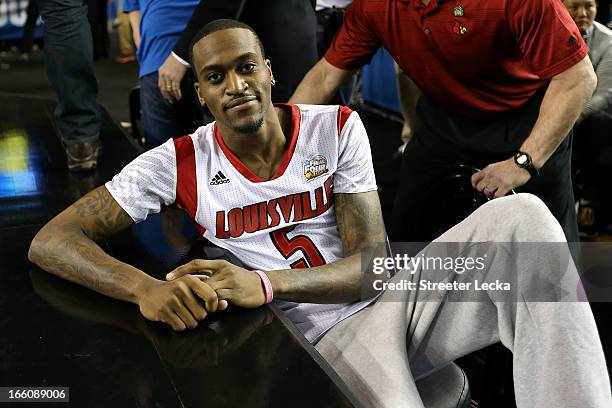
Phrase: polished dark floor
[{"left": 0, "top": 94, "right": 357, "bottom": 407}]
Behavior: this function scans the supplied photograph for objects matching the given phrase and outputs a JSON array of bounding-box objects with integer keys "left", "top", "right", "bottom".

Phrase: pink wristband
[{"left": 253, "top": 270, "right": 273, "bottom": 304}]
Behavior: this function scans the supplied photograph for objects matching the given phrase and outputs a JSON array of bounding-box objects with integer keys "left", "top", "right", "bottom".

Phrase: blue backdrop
[
  {"left": 361, "top": 48, "right": 401, "bottom": 114},
  {"left": 0, "top": 0, "right": 43, "bottom": 40}
]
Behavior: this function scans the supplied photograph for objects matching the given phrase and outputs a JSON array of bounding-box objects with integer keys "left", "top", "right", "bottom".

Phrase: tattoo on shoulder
[
  {"left": 73, "top": 187, "right": 112, "bottom": 217},
  {"left": 72, "top": 187, "right": 133, "bottom": 237}
]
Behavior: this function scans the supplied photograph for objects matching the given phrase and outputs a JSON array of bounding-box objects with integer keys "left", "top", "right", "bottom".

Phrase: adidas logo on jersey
[{"left": 210, "top": 171, "right": 230, "bottom": 185}]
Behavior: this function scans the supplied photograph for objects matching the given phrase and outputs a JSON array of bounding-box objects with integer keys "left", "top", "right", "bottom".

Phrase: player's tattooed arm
[
  {"left": 267, "top": 191, "right": 387, "bottom": 303},
  {"left": 334, "top": 191, "right": 386, "bottom": 256},
  {"left": 28, "top": 186, "right": 157, "bottom": 303}
]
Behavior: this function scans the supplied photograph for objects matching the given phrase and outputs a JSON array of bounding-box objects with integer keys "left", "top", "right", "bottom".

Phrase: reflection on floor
[{"left": 0, "top": 93, "right": 142, "bottom": 228}]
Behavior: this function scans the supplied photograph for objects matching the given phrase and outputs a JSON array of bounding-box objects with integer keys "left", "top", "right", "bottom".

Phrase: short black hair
[{"left": 188, "top": 19, "right": 266, "bottom": 67}]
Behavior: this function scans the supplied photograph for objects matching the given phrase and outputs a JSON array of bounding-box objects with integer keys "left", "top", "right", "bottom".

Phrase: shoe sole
[{"left": 68, "top": 159, "right": 98, "bottom": 172}]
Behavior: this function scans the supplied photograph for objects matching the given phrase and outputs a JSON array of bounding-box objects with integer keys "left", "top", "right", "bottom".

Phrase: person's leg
[
  {"left": 317, "top": 194, "right": 610, "bottom": 407},
  {"left": 484, "top": 89, "right": 579, "bottom": 243},
  {"left": 575, "top": 112, "right": 612, "bottom": 231},
  {"left": 245, "top": 0, "right": 318, "bottom": 103},
  {"left": 38, "top": 0, "right": 100, "bottom": 143},
  {"left": 85, "top": 0, "right": 107, "bottom": 60},
  {"left": 388, "top": 134, "right": 461, "bottom": 242},
  {"left": 316, "top": 7, "right": 357, "bottom": 106},
  {"left": 515, "top": 135, "right": 578, "bottom": 242},
  {"left": 140, "top": 72, "right": 201, "bottom": 149},
  {"left": 595, "top": 0, "right": 611, "bottom": 25},
  {"left": 38, "top": 0, "right": 101, "bottom": 170},
  {"left": 389, "top": 96, "right": 496, "bottom": 242},
  {"left": 116, "top": 7, "right": 134, "bottom": 58},
  {"left": 20, "top": 0, "right": 40, "bottom": 55},
  {"left": 391, "top": 90, "right": 579, "bottom": 244}
]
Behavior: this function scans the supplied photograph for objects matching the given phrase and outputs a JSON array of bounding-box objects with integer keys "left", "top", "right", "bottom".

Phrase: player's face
[
  {"left": 564, "top": 0, "right": 597, "bottom": 34},
  {"left": 192, "top": 28, "right": 273, "bottom": 134}
]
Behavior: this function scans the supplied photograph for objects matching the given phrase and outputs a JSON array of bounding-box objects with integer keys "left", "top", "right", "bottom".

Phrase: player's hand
[
  {"left": 471, "top": 157, "right": 531, "bottom": 199},
  {"left": 137, "top": 275, "right": 226, "bottom": 331},
  {"left": 167, "top": 259, "right": 266, "bottom": 309},
  {"left": 158, "top": 53, "right": 188, "bottom": 104}
]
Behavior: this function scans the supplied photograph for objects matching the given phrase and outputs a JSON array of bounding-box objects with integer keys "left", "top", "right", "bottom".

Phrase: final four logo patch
[{"left": 303, "top": 155, "right": 329, "bottom": 181}]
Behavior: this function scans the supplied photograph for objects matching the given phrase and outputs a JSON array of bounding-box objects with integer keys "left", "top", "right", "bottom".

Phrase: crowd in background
[{"left": 3, "top": 0, "right": 612, "bottom": 237}]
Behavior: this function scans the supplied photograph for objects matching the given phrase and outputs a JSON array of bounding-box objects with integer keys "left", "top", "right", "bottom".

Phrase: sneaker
[
  {"left": 66, "top": 140, "right": 101, "bottom": 172},
  {"left": 577, "top": 201, "right": 598, "bottom": 238}
]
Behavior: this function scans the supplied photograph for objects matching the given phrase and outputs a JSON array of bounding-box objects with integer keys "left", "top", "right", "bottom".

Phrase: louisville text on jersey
[{"left": 215, "top": 176, "right": 334, "bottom": 239}]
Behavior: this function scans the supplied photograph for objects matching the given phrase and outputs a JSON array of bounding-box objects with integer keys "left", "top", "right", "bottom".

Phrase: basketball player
[{"left": 29, "top": 20, "right": 610, "bottom": 408}]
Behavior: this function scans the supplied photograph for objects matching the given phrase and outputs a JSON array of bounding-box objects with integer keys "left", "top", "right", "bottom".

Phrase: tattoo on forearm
[{"left": 31, "top": 186, "right": 139, "bottom": 301}]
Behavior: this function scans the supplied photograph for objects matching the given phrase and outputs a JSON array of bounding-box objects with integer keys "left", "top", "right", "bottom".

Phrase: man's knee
[{"left": 479, "top": 193, "right": 566, "bottom": 241}]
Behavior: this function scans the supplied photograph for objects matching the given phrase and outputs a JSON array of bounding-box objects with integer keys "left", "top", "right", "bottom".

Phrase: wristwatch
[{"left": 513, "top": 151, "right": 539, "bottom": 178}]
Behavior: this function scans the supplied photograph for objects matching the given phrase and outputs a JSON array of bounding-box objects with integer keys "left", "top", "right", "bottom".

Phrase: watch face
[{"left": 516, "top": 154, "right": 528, "bottom": 165}]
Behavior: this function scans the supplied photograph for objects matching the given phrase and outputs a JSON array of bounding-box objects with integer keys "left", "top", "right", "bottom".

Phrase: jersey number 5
[{"left": 270, "top": 225, "right": 326, "bottom": 269}]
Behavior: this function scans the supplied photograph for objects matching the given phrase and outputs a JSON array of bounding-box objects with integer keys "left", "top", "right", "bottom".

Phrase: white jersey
[{"left": 106, "top": 104, "right": 378, "bottom": 342}]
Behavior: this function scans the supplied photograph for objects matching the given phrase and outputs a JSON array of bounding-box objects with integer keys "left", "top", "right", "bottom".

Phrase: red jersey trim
[
  {"left": 174, "top": 135, "right": 206, "bottom": 235},
  {"left": 214, "top": 103, "right": 301, "bottom": 183},
  {"left": 337, "top": 105, "right": 353, "bottom": 141}
]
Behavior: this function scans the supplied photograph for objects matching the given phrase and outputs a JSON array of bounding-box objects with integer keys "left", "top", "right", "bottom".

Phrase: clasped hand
[{"left": 138, "top": 259, "right": 266, "bottom": 331}]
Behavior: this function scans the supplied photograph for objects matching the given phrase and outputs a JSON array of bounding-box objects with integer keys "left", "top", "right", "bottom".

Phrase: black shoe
[{"left": 66, "top": 140, "right": 101, "bottom": 172}]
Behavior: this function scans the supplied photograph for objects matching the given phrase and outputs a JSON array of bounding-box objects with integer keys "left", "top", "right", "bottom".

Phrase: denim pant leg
[
  {"left": 38, "top": 0, "right": 100, "bottom": 145},
  {"left": 140, "top": 72, "right": 202, "bottom": 148},
  {"left": 20, "top": 0, "right": 39, "bottom": 54}
]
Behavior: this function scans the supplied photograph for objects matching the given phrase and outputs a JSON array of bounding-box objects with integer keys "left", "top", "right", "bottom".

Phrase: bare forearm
[
  {"left": 289, "top": 58, "right": 354, "bottom": 105},
  {"left": 28, "top": 186, "right": 156, "bottom": 304},
  {"left": 267, "top": 192, "right": 387, "bottom": 303},
  {"left": 267, "top": 255, "right": 363, "bottom": 303},
  {"left": 29, "top": 227, "right": 155, "bottom": 304},
  {"left": 521, "top": 56, "right": 597, "bottom": 168}
]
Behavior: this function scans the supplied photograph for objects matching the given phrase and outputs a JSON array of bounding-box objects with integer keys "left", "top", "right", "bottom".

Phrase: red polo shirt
[{"left": 325, "top": 0, "right": 588, "bottom": 117}]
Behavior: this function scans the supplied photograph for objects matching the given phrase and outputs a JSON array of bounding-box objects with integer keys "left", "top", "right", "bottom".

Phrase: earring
[{"left": 271, "top": 78, "right": 276, "bottom": 86}]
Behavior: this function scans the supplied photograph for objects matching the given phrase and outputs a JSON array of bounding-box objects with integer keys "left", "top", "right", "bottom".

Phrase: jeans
[
  {"left": 38, "top": 0, "right": 100, "bottom": 145},
  {"left": 140, "top": 71, "right": 203, "bottom": 148},
  {"left": 20, "top": 0, "right": 39, "bottom": 54}
]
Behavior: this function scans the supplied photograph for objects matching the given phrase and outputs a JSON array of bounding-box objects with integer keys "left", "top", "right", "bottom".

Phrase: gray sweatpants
[{"left": 316, "top": 194, "right": 611, "bottom": 407}]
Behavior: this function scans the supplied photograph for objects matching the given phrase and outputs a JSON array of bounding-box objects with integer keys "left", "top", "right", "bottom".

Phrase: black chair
[{"left": 416, "top": 164, "right": 490, "bottom": 240}]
